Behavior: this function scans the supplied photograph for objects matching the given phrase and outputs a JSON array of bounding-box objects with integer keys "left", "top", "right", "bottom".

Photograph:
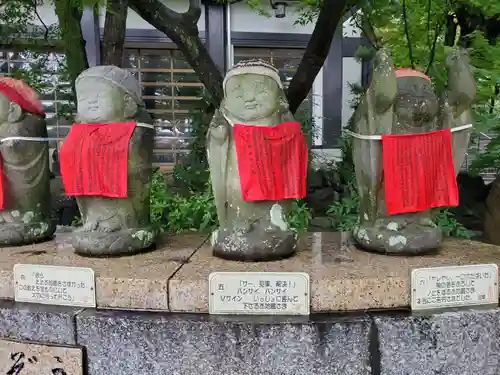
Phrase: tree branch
[
  {"left": 31, "top": 0, "right": 49, "bottom": 40},
  {"left": 351, "top": 10, "right": 380, "bottom": 50},
  {"left": 426, "top": 0, "right": 432, "bottom": 47},
  {"left": 53, "top": 0, "right": 89, "bottom": 88},
  {"left": 129, "top": 0, "right": 224, "bottom": 106},
  {"left": 102, "top": 0, "right": 129, "bottom": 66},
  {"left": 426, "top": 11, "right": 447, "bottom": 74},
  {"left": 401, "top": 0, "right": 415, "bottom": 69},
  {"left": 185, "top": 0, "right": 202, "bottom": 24},
  {"left": 286, "top": 0, "right": 349, "bottom": 114}
]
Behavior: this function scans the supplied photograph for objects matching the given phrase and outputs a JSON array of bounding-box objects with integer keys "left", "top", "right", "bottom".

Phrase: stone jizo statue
[
  {"left": 207, "top": 59, "right": 309, "bottom": 261},
  {"left": 348, "top": 49, "right": 475, "bottom": 254},
  {"left": 59, "top": 66, "right": 156, "bottom": 256},
  {"left": 0, "top": 77, "right": 55, "bottom": 245}
]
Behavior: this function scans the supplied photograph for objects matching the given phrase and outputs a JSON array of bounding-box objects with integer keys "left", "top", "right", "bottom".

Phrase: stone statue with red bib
[
  {"left": 59, "top": 66, "right": 156, "bottom": 256},
  {"left": 0, "top": 77, "right": 55, "bottom": 246},
  {"left": 207, "top": 59, "right": 309, "bottom": 262},
  {"left": 348, "top": 49, "right": 475, "bottom": 254}
]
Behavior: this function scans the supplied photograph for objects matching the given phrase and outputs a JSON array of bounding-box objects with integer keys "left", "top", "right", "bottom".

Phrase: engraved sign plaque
[
  {"left": 209, "top": 272, "right": 310, "bottom": 315},
  {"left": 14, "top": 264, "right": 96, "bottom": 308},
  {"left": 411, "top": 264, "right": 499, "bottom": 311},
  {"left": 0, "top": 339, "right": 83, "bottom": 375}
]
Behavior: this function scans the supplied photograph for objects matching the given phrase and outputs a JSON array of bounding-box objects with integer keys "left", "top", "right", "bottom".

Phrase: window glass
[{"left": 123, "top": 48, "right": 204, "bottom": 165}]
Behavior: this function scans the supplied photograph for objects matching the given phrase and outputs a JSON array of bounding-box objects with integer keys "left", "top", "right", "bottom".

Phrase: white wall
[
  {"left": 229, "top": 2, "right": 314, "bottom": 34},
  {"left": 343, "top": 11, "right": 362, "bottom": 38},
  {"left": 25, "top": 0, "right": 209, "bottom": 31},
  {"left": 28, "top": 0, "right": 59, "bottom": 27},
  {"left": 99, "top": 0, "right": 206, "bottom": 31},
  {"left": 342, "top": 57, "right": 362, "bottom": 129},
  {"left": 312, "top": 67, "right": 324, "bottom": 146}
]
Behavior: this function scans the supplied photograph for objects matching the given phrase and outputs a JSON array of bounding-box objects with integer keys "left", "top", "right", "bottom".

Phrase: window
[
  {"left": 233, "top": 47, "right": 312, "bottom": 117},
  {"left": 123, "top": 48, "right": 204, "bottom": 166},
  {"left": 0, "top": 50, "right": 71, "bottom": 143}
]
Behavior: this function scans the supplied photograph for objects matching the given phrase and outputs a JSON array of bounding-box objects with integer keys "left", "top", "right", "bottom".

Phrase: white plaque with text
[
  {"left": 209, "top": 272, "right": 310, "bottom": 315},
  {"left": 411, "top": 264, "right": 499, "bottom": 311},
  {"left": 14, "top": 264, "right": 96, "bottom": 308}
]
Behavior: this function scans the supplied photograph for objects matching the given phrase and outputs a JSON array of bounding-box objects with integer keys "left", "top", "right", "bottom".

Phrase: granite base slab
[
  {"left": 0, "top": 233, "right": 206, "bottom": 310},
  {"left": 75, "top": 309, "right": 372, "bottom": 375},
  {"left": 375, "top": 309, "right": 500, "bottom": 375},
  {"left": 170, "top": 233, "right": 500, "bottom": 312},
  {"left": 0, "top": 300, "right": 500, "bottom": 374},
  {"left": 0, "top": 300, "right": 79, "bottom": 345}
]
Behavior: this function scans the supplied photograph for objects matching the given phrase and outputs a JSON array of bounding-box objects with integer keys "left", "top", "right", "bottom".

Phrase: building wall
[
  {"left": 93, "top": 0, "right": 361, "bottom": 149},
  {"left": 99, "top": 2, "right": 207, "bottom": 31},
  {"left": 2, "top": 0, "right": 365, "bottom": 164},
  {"left": 229, "top": 2, "right": 315, "bottom": 34},
  {"left": 32, "top": 0, "right": 59, "bottom": 26}
]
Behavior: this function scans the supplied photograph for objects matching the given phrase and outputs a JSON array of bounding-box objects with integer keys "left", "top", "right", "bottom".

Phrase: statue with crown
[
  {"left": 348, "top": 48, "right": 476, "bottom": 255},
  {"left": 207, "top": 59, "right": 309, "bottom": 262},
  {"left": 59, "top": 66, "right": 157, "bottom": 257}
]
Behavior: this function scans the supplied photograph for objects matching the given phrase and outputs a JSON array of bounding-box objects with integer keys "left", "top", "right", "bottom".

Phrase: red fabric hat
[
  {"left": 0, "top": 77, "right": 45, "bottom": 118},
  {"left": 395, "top": 68, "right": 430, "bottom": 80}
]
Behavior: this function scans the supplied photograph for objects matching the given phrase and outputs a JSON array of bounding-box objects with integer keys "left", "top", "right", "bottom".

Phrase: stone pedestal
[{"left": 0, "top": 233, "right": 500, "bottom": 374}]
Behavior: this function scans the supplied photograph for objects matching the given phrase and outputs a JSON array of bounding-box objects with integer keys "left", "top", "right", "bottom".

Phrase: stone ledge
[
  {"left": 169, "top": 232, "right": 500, "bottom": 312},
  {"left": 0, "top": 232, "right": 500, "bottom": 312},
  {"left": 0, "top": 233, "right": 205, "bottom": 310}
]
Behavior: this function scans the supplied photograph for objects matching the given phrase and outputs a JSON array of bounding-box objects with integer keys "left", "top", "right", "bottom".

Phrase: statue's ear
[
  {"left": 123, "top": 93, "right": 138, "bottom": 119},
  {"left": 7, "top": 102, "right": 23, "bottom": 123}
]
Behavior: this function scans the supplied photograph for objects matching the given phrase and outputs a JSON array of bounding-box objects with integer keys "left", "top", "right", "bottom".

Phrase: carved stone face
[
  {"left": 394, "top": 77, "right": 439, "bottom": 129},
  {"left": 224, "top": 74, "right": 280, "bottom": 122},
  {"left": 76, "top": 77, "right": 136, "bottom": 123}
]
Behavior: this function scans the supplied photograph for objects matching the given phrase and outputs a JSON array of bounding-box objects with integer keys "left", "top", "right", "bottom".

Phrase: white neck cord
[{"left": 343, "top": 123, "right": 473, "bottom": 140}]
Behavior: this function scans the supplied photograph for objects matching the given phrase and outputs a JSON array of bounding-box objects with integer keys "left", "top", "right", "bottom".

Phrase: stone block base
[
  {"left": 1, "top": 300, "right": 500, "bottom": 374},
  {"left": 1, "top": 233, "right": 500, "bottom": 373}
]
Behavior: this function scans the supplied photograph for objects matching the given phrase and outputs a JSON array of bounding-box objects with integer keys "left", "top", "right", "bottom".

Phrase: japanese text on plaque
[
  {"left": 17, "top": 272, "right": 88, "bottom": 304},
  {"left": 416, "top": 270, "right": 495, "bottom": 306},
  {"left": 218, "top": 279, "right": 300, "bottom": 311}
]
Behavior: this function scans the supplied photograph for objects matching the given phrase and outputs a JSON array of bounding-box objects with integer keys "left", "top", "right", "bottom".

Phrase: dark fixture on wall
[{"left": 269, "top": 0, "right": 287, "bottom": 18}]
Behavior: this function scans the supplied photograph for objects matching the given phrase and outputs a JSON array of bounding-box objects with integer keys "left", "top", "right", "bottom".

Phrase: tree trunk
[
  {"left": 286, "top": 0, "right": 349, "bottom": 114},
  {"left": 102, "top": 0, "right": 128, "bottom": 66},
  {"left": 53, "top": 0, "right": 89, "bottom": 88},
  {"left": 129, "top": 0, "right": 224, "bottom": 107}
]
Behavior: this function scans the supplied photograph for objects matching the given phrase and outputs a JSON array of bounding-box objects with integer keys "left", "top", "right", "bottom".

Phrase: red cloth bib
[
  {"left": 233, "top": 121, "right": 308, "bottom": 201},
  {"left": 60, "top": 122, "right": 136, "bottom": 198},
  {"left": 382, "top": 128, "right": 458, "bottom": 215}
]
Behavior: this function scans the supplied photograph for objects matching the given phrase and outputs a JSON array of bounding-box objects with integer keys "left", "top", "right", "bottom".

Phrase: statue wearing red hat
[{"left": 0, "top": 77, "right": 55, "bottom": 245}]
